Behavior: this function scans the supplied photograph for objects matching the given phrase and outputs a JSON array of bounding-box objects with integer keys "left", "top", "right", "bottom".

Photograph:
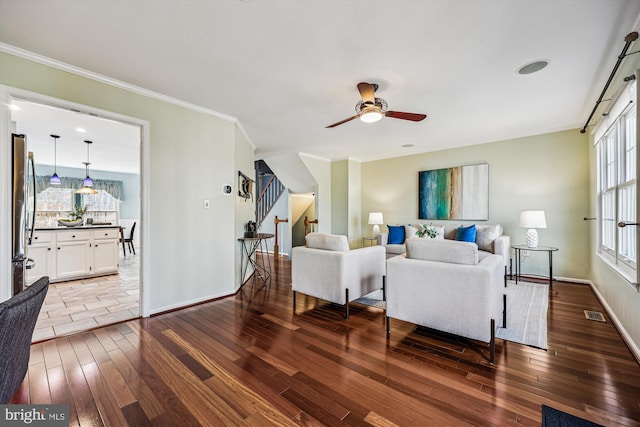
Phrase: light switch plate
[{"left": 203, "top": 199, "right": 210, "bottom": 209}]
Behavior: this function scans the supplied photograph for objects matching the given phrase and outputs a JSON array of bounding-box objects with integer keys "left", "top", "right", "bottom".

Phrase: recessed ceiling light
[
  {"left": 517, "top": 60, "right": 549, "bottom": 75},
  {"left": 401, "top": 144, "right": 414, "bottom": 148},
  {"left": 76, "top": 127, "right": 87, "bottom": 133}
]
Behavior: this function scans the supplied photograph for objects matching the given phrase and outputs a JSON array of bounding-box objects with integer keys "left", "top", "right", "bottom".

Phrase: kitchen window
[{"left": 35, "top": 187, "right": 119, "bottom": 227}]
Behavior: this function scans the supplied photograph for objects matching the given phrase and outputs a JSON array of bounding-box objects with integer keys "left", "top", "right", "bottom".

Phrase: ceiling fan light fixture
[{"left": 360, "top": 109, "right": 383, "bottom": 123}]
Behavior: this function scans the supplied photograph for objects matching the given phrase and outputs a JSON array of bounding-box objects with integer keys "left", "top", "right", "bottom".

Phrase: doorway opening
[{"left": 10, "top": 96, "right": 143, "bottom": 341}]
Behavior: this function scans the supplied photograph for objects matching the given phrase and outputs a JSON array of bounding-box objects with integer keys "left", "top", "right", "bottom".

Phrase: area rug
[
  {"left": 354, "top": 289, "right": 385, "bottom": 309},
  {"left": 496, "top": 280, "right": 548, "bottom": 350},
  {"left": 542, "top": 405, "right": 603, "bottom": 426}
]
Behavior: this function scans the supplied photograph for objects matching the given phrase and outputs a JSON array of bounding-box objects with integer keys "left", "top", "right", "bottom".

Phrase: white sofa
[
  {"left": 376, "top": 223, "right": 510, "bottom": 268},
  {"left": 386, "top": 238, "right": 504, "bottom": 363},
  {"left": 292, "top": 233, "right": 386, "bottom": 319}
]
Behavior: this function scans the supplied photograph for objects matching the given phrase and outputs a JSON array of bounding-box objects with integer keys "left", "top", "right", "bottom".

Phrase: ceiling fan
[{"left": 326, "top": 82, "right": 427, "bottom": 128}]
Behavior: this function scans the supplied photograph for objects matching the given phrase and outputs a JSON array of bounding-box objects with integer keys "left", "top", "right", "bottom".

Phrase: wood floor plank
[
  {"left": 163, "top": 328, "right": 299, "bottom": 426},
  {"left": 13, "top": 257, "right": 640, "bottom": 426},
  {"left": 106, "top": 348, "right": 166, "bottom": 420},
  {"left": 81, "top": 362, "right": 129, "bottom": 426}
]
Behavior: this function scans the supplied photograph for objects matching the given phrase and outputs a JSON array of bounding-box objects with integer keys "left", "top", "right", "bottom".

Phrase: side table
[
  {"left": 238, "top": 233, "right": 274, "bottom": 286},
  {"left": 362, "top": 236, "right": 377, "bottom": 247},
  {"left": 511, "top": 244, "right": 558, "bottom": 289}
]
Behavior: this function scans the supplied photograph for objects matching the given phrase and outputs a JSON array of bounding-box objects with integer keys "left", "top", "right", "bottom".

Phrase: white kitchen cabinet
[
  {"left": 93, "top": 229, "right": 119, "bottom": 274},
  {"left": 26, "top": 231, "right": 56, "bottom": 284},
  {"left": 27, "top": 226, "right": 121, "bottom": 283},
  {"left": 56, "top": 231, "right": 93, "bottom": 280}
]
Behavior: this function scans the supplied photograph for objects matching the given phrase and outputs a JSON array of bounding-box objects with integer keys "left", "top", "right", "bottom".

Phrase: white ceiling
[
  {"left": 10, "top": 99, "right": 141, "bottom": 174},
  {"left": 1, "top": 0, "right": 640, "bottom": 166}
]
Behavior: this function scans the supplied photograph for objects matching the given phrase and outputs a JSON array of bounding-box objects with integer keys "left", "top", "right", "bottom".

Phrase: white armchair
[
  {"left": 386, "top": 238, "right": 504, "bottom": 363},
  {"left": 292, "top": 233, "right": 386, "bottom": 319}
]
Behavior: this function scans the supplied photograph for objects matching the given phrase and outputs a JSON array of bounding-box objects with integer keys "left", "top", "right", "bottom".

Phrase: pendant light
[
  {"left": 49, "top": 134, "right": 61, "bottom": 185},
  {"left": 76, "top": 140, "right": 98, "bottom": 194}
]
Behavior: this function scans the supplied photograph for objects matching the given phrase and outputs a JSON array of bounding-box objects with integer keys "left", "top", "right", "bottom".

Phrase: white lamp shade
[
  {"left": 519, "top": 210, "right": 547, "bottom": 229},
  {"left": 368, "top": 212, "right": 384, "bottom": 225},
  {"left": 368, "top": 212, "right": 383, "bottom": 235}
]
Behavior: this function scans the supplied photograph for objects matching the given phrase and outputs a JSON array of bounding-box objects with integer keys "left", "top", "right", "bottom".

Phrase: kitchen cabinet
[
  {"left": 27, "top": 231, "right": 56, "bottom": 283},
  {"left": 56, "top": 240, "right": 92, "bottom": 279},
  {"left": 93, "top": 229, "right": 120, "bottom": 275},
  {"left": 27, "top": 226, "right": 120, "bottom": 283}
]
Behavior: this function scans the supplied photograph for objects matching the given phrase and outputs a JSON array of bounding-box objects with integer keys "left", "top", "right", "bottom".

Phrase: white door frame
[{"left": 0, "top": 85, "right": 151, "bottom": 317}]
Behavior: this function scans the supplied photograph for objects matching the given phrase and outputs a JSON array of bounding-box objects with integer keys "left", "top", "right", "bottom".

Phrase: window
[
  {"left": 595, "top": 80, "right": 637, "bottom": 280},
  {"left": 35, "top": 188, "right": 119, "bottom": 227}
]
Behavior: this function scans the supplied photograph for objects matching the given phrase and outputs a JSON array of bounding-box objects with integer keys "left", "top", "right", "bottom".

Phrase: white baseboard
[
  {"left": 150, "top": 291, "right": 232, "bottom": 316},
  {"left": 554, "top": 276, "right": 593, "bottom": 285}
]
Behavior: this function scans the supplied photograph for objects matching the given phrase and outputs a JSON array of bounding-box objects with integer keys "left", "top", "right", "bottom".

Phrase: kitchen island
[{"left": 27, "top": 225, "right": 121, "bottom": 284}]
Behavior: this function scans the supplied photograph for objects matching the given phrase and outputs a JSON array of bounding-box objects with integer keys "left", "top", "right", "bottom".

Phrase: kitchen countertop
[{"left": 34, "top": 224, "right": 122, "bottom": 231}]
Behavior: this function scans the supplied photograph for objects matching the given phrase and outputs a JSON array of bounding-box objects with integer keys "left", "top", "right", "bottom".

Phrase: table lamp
[
  {"left": 519, "top": 210, "right": 546, "bottom": 247},
  {"left": 368, "top": 212, "right": 384, "bottom": 235}
]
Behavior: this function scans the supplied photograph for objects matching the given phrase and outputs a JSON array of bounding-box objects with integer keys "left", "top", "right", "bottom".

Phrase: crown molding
[{"left": 0, "top": 43, "right": 255, "bottom": 148}]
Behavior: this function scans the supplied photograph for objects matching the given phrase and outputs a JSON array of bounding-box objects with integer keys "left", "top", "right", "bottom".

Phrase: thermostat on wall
[{"left": 222, "top": 184, "right": 233, "bottom": 195}]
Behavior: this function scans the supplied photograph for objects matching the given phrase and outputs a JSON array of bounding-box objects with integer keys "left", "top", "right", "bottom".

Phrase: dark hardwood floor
[{"left": 11, "top": 256, "right": 640, "bottom": 426}]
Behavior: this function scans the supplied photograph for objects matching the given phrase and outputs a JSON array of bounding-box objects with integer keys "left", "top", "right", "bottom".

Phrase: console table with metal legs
[
  {"left": 511, "top": 244, "right": 558, "bottom": 289},
  {"left": 238, "top": 233, "right": 274, "bottom": 286}
]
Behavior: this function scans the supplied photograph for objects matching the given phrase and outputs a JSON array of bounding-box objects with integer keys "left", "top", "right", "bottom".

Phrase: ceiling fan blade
[
  {"left": 326, "top": 115, "right": 359, "bottom": 128},
  {"left": 357, "top": 82, "right": 376, "bottom": 104},
  {"left": 385, "top": 111, "right": 427, "bottom": 122}
]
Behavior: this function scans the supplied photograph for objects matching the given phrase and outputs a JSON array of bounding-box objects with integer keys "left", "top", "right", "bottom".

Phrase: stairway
[{"left": 256, "top": 173, "right": 284, "bottom": 228}]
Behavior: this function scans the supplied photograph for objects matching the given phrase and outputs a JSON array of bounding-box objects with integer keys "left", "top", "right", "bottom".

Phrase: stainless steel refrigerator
[{"left": 11, "top": 133, "right": 36, "bottom": 296}]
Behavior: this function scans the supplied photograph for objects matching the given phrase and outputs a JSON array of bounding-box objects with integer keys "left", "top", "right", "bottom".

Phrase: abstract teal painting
[{"left": 418, "top": 164, "right": 488, "bottom": 220}]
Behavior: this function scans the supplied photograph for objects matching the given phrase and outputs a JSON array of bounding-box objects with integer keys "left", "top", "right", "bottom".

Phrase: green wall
[
  {"left": 331, "top": 160, "right": 348, "bottom": 236},
  {"left": 1, "top": 52, "right": 253, "bottom": 313},
  {"left": 361, "top": 129, "right": 590, "bottom": 280}
]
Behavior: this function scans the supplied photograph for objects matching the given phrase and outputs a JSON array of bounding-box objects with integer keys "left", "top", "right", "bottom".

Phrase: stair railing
[
  {"left": 273, "top": 216, "right": 289, "bottom": 265},
  {"left": 256, "top": 175, "right": 285, "bottom": 227},
  {"left": 304, "top": 216, "right": 318, "bottom": 235}
]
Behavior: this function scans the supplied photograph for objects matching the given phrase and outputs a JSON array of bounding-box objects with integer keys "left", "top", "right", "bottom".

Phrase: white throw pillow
[
  {"left": 475, "top": 224, "right": 503, "bottom": 253},
  {"left": 405, "top": 224, "right": 419, "bottom": 239},
  {"left": 306, "top": 233, "right": 350, "bottom": 251},
  {"left": 413, "top": 224, "right": 445, "bottom": 239}
]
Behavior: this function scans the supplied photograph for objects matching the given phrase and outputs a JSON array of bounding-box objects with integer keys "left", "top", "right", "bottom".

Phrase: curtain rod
[{"left": 580, "top": 31, "right": 639, "bottom": 134}]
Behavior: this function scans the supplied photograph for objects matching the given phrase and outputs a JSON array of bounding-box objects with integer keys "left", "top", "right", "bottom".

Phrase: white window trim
[{"left": 594, "top": 78, "right": 638, "bottom": 291}]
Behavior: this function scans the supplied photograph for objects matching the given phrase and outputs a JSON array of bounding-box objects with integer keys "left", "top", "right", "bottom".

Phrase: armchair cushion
[
  {"left": 406, "top": 238, "right": 479, "bottom": 265},
  {"left": 306, "top": 232, "right": 350, "bottom": 251}
]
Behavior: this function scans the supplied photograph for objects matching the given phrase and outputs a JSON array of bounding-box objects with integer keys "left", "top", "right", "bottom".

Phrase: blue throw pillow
[
  {"left": 455, "top": 224, "right": 476, "bottom": 242},
  {"left": 387, "top": 225, "right": 405, "bottom": 244}
]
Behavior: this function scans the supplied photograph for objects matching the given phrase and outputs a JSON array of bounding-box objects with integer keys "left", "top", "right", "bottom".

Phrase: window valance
[{"left": 36, "top": 175, "right": 124, "bottom": 200}]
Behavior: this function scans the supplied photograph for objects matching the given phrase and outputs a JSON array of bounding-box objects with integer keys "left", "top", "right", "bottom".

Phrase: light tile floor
[{"left": 33, "top": 254, "right": 140, "bottom": 342}]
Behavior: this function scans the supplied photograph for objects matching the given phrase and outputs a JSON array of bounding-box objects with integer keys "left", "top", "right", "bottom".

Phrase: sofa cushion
[
  {"left": 422, "top": 224, "right": 445, "bottom": 239},
  {"left": 455, "top": 224, "right": 477, "bottom": 242},
  {"left": 404, "top": 224, "right": 419, "bottom": 239},
  {"left": 386, "top": 244, "right": 407, "bottom": 255},
  {"left": 475, "top": 224, "right": 503, "bottom": 253},
  {"left": 306, "top": 233, "right": 350, "bottom": 251},
  {"left": 406, "top": 238, "right": 479, "bottom": 265},
  {"left": 388, "top": 225, "right": 405, "bottom": 244}
]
